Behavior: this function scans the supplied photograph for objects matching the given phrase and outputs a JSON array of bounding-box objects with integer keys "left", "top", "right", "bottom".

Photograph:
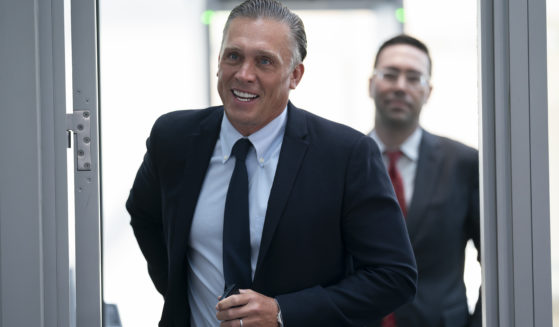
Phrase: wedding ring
[{"left": 239, "top": 318, "right": 243, "bottom": 327}]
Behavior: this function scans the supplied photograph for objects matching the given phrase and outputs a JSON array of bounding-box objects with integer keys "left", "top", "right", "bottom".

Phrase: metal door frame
[{"left": 478, "top": 0, "right": 551, "bottom": 326}]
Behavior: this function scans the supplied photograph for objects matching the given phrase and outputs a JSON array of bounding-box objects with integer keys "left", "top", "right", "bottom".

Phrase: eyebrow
[
  {"left": 221, "top": 46, "right": 241, "bottom": 54},
  {"left": 383, "top": 66, "right": 424, "bottom": 75},
  {"left": 222, "top": 47, "right": 281, "bottom": 62}
]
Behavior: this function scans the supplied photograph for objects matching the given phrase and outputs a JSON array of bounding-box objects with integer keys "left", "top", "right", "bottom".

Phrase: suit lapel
[
  {"left": 171, "top": 108, "right": 223, "bottom": 261},
  {"left": 254, "top": 103, "right": 309, "bottom": 277},
  {"left": 406, "top": 131, "right": 442, "bottom": 238}
]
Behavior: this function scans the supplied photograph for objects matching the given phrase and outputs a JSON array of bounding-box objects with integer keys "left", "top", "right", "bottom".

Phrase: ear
[
  {"left": 289, "top": 63, "right": 305, "bottom": 89},
  {"left": 423, "top": 84, "right": 433, "bottom": 104},
  {"left": 368, "top": 76, "right": 376, "bottom": 99}
]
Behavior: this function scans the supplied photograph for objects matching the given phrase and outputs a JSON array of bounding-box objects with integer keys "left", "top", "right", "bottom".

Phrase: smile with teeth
[{"left": 232, "top": 89, "right": 259, "bottom": 102}]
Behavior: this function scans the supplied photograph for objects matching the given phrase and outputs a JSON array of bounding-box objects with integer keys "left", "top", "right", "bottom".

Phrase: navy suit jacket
[
  {"left": 371, "top": 131, "right": 481, "bottom": 327},
  {"left": 126, "top": 103, "right": 417, "bottom": 327}
]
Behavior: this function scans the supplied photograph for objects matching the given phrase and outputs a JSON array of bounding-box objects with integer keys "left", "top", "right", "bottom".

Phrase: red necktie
[
  {"left": 385, "top": 150, "right": 407, "bottom": 217},
  {"left": 381, "top": 313, "right": 398, "bottom": 327},
  {"left": 381, "top": 150, "right": 406, "bottom": 327}
]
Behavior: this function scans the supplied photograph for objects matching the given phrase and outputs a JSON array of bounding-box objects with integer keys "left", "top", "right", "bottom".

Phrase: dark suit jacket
[
  {"left": 371, "top": 130, "right": 481, "bottom": 327},
  {"left": 126, "top": 102, "right": 417, "bottom": 327}
]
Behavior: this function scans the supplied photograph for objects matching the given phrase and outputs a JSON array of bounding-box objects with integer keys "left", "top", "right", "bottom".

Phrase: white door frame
[{"left": 70, "top": 0, "right": 102, "bottom": 326}]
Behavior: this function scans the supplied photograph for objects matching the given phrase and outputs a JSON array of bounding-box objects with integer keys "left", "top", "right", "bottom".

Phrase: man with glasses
[{"left": 367, "top": 35, "right": 481, "bottom": 327}]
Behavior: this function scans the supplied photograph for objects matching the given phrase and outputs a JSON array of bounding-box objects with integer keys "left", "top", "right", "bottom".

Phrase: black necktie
[{"left": 223, "top": 138, "right": 253, "bottom": 289}]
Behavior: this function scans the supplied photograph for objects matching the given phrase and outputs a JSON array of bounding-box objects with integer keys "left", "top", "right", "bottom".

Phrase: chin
[
  {"left": 227, "top": 110, "right": 259, "bottom": 127},
  {"left": 386, "top": 117, "right": 413, "bottom": 128}
]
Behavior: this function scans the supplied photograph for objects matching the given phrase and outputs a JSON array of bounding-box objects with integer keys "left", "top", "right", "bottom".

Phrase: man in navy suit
[
  {"left": 126, "top": 1, "right": 416, "bottom": 326},
  {"left": 367, "top": 35, "right": 481, "bottom": 327}
]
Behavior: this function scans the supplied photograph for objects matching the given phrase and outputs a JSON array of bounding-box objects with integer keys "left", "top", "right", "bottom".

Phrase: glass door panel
[
  {"left": 99, "top": 1, "right": 209, "bottom": 326},
  {"left": 404, "top": 0, "right": 480, "bottom": 312}
]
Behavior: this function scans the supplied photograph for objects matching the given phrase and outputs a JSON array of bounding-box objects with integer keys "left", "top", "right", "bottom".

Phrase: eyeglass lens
[{"left": 376, "top": 69, "right": 428, "bottom": 87}]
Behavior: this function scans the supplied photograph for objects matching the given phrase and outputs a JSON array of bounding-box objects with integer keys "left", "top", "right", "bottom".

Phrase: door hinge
[{"left": 66, "top": 110, "right": 92, "bottom": 171}]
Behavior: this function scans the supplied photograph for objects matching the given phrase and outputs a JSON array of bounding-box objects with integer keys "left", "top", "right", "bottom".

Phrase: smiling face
[
  {"left": 217, "top": 17, "right": 304, "bottom": 136},
  {"left": 369, "top": 44, "right": 432, "bottom": 130}
]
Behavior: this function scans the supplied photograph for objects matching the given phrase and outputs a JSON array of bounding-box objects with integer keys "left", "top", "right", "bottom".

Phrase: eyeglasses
[{"left": 373, "top": 68, "right": 429, "bottom": 88}]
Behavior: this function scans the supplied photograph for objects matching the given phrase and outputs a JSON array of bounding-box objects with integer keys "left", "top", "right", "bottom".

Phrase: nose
[
  {"left": 235, "top": 61, "right": 256, "bottom": 83},
  {"left": 395, "top": 74, "right": 407, "bottom": 89}
]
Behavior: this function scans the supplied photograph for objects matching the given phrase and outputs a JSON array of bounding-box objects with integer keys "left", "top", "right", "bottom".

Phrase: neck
[{"left": 374, "top": 119, "right": 418, "bottom": 150}]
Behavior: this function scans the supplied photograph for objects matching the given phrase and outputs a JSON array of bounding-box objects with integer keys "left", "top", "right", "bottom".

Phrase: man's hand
[{"left": 216, "top": 289, "right": 279, "bottom": 327}]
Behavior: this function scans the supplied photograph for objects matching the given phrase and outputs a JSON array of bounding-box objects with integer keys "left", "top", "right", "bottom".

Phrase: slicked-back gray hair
[{"left": 222, "top": 0, "right": 307, "bottom": 67}]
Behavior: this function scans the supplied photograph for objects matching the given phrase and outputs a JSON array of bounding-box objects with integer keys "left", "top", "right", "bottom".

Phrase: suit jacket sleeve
[
  {"left": 126, "top": 124, "right": 168, "bottom": 296},
  {"left": 276, "top": 135, "right": 418, "bottom": 326}
]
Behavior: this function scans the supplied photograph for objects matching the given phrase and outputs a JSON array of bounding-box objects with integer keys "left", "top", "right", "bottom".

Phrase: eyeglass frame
[{"left": 372, "top": 68, "right": 430, "bottom": 89}]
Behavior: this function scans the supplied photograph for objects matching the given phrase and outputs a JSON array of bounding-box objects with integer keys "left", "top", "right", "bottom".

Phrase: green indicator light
[
  {"left": 395, "top": 8, "right": 405, "bottom": 23},
  {"left": 201, "top": 10, "right": 215, "bottom": 25}
]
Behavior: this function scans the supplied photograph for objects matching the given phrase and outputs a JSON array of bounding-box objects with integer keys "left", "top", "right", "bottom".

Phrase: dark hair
[
  {"left": 223, "top": 0, "right": 307, "bottom": 67},
  {"left": 374, "top": 34, "right": 432, "bottom": 75}
]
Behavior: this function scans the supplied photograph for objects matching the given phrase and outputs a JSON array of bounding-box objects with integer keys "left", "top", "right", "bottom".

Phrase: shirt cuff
[{"left": 274, "top": 298, "right": 284, "bottom": 327}]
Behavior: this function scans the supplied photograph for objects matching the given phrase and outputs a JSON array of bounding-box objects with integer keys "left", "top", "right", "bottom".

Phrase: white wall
[{"left": 404, "top": 0, "right": 479, "bottom": 149}]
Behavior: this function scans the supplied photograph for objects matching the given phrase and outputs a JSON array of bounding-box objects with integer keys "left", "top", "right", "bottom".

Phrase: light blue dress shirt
[{"left": 186, "top": 108, "right": 287, "bottom": 326}]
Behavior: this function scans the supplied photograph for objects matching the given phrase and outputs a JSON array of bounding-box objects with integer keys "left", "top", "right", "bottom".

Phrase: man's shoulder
[
  {"left": 286, "top": 105, "right": 380, "bottom": 160},
  {"left": 290, "top": 105, "right": 368, "bottom": 142},
  {"left": 423, "top": 130, "right": 478, "bottom": 157},
  {"left": 423, "top": 130, "right": 477, "bottom": 153},
  {"left": 147, "top": 106, "right": 223, "bottom": 152},
  {"left": 153, "top": 106, "right": 223, "bottom": 132}
]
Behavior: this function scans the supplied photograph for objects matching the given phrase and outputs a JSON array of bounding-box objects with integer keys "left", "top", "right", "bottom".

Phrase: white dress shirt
[
  {"left": 369, "top": 128, "right": 422, "bottom": 207},
  {"left": 186, "top": 108, "right": 287, "bottom": 326}
]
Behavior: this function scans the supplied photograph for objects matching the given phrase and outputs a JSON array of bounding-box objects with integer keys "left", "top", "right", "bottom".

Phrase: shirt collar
[
  {"left": 220, "top": 106, "right": 287, "bottom": 166},
  {"left": 369, "top": 127, "right": 422, "bottom": 162}
]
